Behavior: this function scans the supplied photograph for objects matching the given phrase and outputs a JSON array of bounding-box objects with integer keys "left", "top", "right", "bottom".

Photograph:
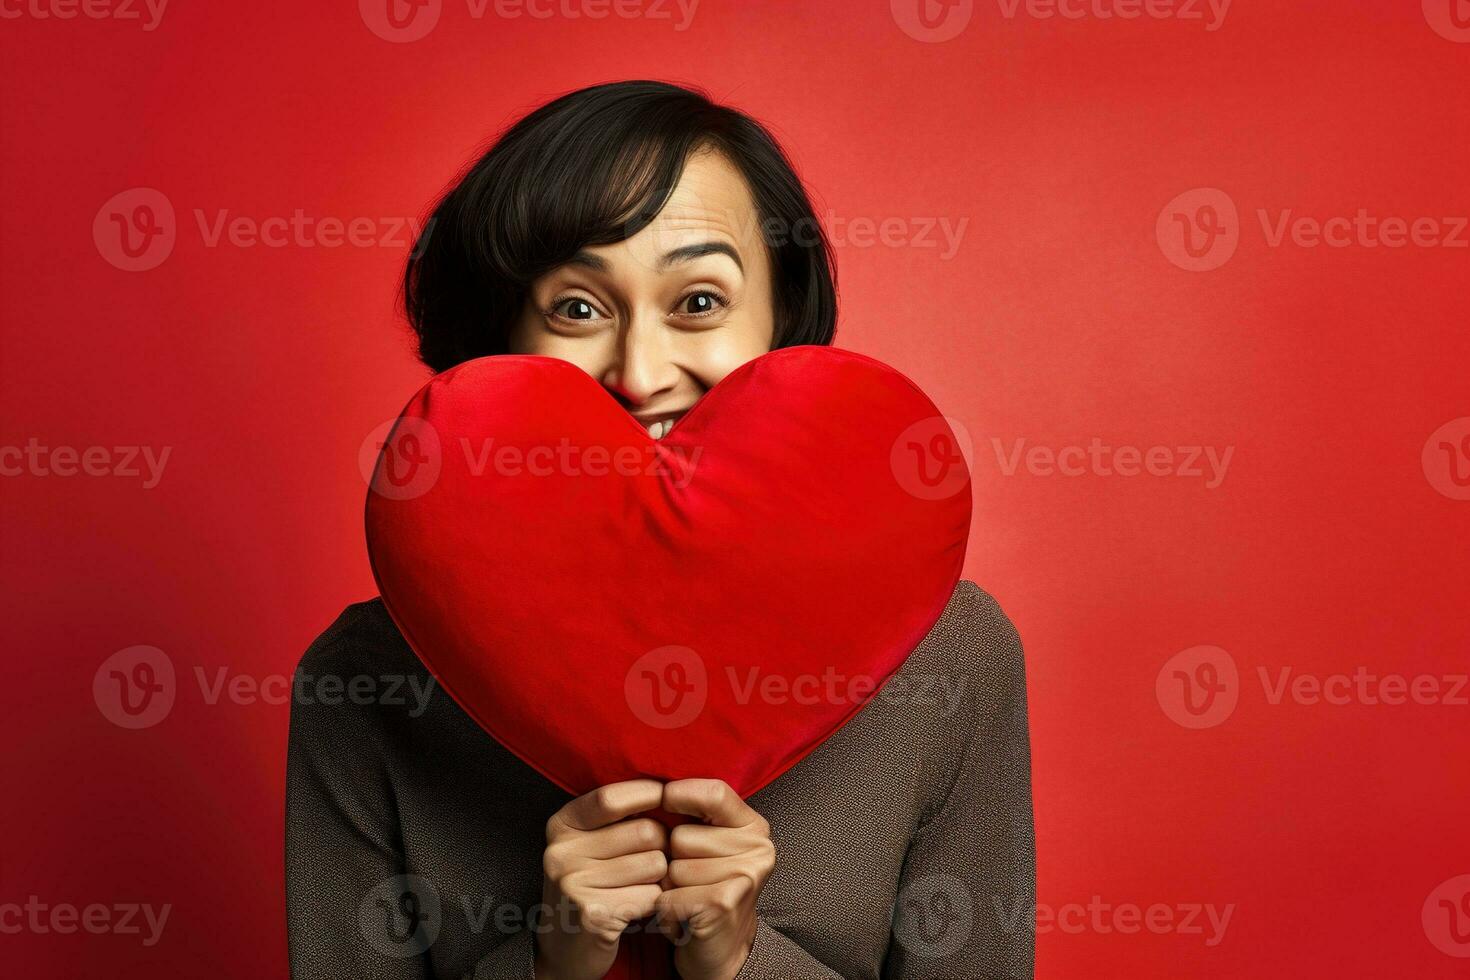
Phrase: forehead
[
  {"left": 607, "top": 150, "right": 772, "bottom": 279},
  {"left": 562, "top": 148, "right": 770, "bottom": 280},
  {"left": 648, "top": 149, "right": 759, "bottom": 240}
]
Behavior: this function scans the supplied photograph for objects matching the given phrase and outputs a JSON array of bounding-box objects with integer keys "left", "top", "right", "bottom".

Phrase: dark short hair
[{"left": 401, "top": 79, "right": 838, "bottom": 373}]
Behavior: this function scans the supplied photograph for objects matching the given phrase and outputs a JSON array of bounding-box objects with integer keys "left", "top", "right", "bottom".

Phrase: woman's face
[{"left": 509, "top": 149, "right": 776, "bottom": 439}]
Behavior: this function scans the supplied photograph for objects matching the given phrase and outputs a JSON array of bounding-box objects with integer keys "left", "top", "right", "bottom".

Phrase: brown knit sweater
[{"left": 285, "top": 580, "right": 1035, "bottom": 979}]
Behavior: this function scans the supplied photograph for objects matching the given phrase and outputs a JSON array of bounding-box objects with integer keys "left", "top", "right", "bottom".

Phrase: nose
[{"left": 601, "top": 315, "right": 680, "bottom": 408}]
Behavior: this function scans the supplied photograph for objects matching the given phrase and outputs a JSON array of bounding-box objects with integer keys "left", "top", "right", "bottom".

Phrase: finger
[
  {"left": 566, "top": 850, "right": 669, "bottom": 890},
  {"left": 665, "top": 854, "right": 754, "bottom": 889},
  {"left": 668, "top": 822, "right": 757, "bottom": 859},
  {"left": 548, "top": 780, "right": 664, "bottom": 839},
  {"left": 652, "top": 884, "right": 709, "bottom": 935},
  {"left": 581, "top": 883, "right": 664, "bottom": 934},
  {"left": 553, "top": 817, "right": 668, "bottom": 862},
  {"left": 661, "top": 778, "right": 755, "bottom": 829},
  {"left": 652, "top": 880, "right": 747, "bottom": 932}
]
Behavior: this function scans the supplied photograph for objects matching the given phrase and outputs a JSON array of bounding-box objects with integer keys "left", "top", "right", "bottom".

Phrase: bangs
[
  {"left": 402, "top": 80, "right": 836, "bottom": 373},
  {"left": 487, "top": 132, "right": 707, "bottom": 282}
]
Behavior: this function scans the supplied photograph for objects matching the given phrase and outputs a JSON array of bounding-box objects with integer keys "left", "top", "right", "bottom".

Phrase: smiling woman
[{"left": 287, "top": 79, "right": 1035, "bottom": 980}]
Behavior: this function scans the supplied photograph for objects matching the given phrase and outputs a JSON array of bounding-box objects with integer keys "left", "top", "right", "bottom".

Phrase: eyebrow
[{"left": 566, "top": 240, "right": 744, "bottom": 275}]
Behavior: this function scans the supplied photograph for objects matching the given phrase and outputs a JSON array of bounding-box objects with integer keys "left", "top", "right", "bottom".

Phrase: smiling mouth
[{"left": 633, "top": 412, "right": 686, "bottom": 440}]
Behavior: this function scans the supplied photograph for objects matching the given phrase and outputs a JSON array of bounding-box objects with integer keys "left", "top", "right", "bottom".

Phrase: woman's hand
[
  {"left": 534, "top": 779, "right": 669, "bottom": 980},
  {"left": 654, "top": 778, "right": 777, "bottom": 980}
]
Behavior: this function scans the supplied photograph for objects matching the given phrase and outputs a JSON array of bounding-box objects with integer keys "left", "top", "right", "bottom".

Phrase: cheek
[
  {"left": 511, "top": 327, "right": 614, "bottom": 379},
  {"left": 680, "top": 325, "right": 773, "bottom": 387}
]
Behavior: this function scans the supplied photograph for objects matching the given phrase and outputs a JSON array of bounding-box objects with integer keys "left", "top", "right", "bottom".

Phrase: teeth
[{"left": 645, "top": 419, "right": 672, "bottom": 440}]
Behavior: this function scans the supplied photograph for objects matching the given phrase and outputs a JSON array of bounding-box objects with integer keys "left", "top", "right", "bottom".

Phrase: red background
[{"left": 2, "top": 0, "right": 1466, "bottom": 976}]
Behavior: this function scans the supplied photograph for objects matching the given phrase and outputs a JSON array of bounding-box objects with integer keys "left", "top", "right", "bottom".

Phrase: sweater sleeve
[
  {"left": 284, "top": 608, "right": 539, "bottom": 980},
  {"left": 285, "top": 615, "right": 435, "bottom": 979},
  {"left": 882, "top": 588, "right": 1037, "bottom": 980}
]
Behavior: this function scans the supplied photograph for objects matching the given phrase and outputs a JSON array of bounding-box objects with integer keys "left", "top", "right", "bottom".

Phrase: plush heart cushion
[{"left": 364, "top": 345, "right": 971, "bottom": 801}]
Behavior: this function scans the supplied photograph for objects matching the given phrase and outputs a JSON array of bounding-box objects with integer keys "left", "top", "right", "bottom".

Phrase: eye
[
  {"left": 543, "top": 294, "right": 610, "bottom": 328},
  {"left": 677, "top": 289, "right": 729, "bottom": 317},
  {"left": 551, "top": 297, "right": 601, "bottom": 321}
]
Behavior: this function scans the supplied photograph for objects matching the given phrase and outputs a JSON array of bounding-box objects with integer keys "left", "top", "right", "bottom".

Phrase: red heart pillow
[{"left": 364, "top": 345, "right": 971, "bottom": 800}]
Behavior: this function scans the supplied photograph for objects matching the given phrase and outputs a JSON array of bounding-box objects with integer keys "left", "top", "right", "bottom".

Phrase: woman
[{"left": 286, "top": 79, "right": 1035, "bottom": 980}]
